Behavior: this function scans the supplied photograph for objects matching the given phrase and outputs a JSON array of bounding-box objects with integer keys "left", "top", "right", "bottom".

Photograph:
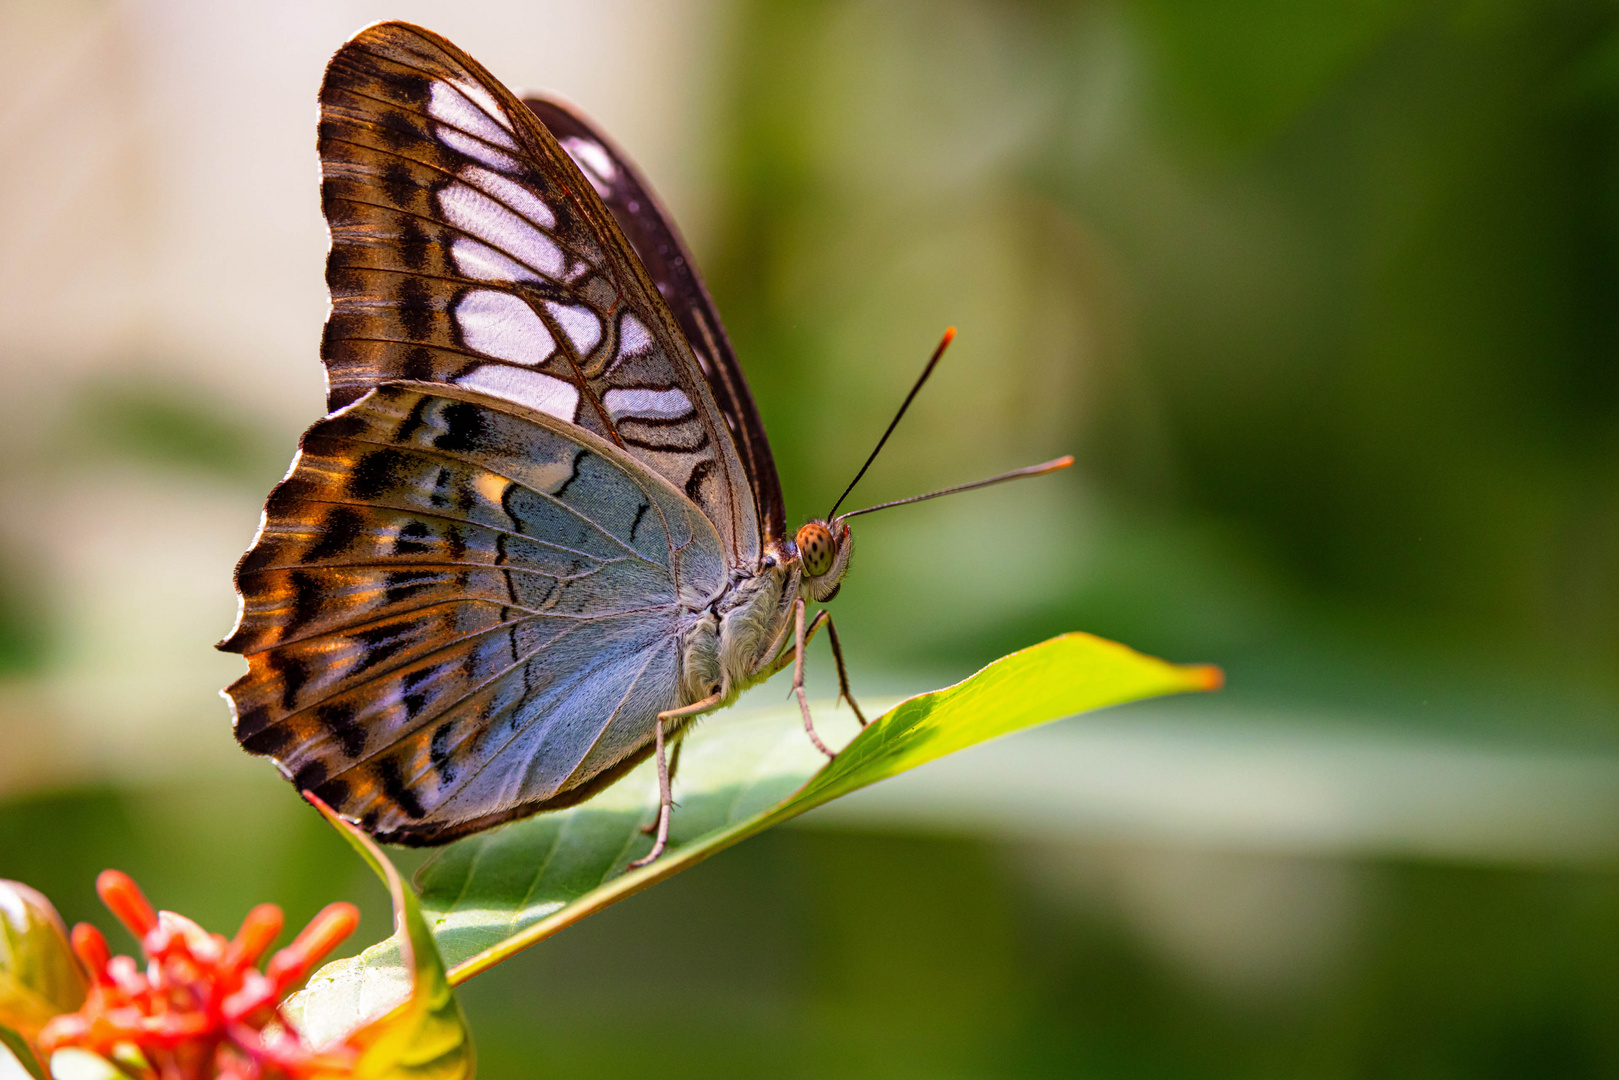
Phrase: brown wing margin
[{"left": 521, "top": 95, "right": 787, "bottom": 545}]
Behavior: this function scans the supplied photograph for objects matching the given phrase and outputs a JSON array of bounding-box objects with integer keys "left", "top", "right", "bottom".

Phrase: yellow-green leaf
[{"left": 286, "top": 803, "right": 474, "bottom": 1080}]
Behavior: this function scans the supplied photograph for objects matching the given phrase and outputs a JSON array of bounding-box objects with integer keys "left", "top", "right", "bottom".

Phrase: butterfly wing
[
  {"left": 521, "top": 95, "right": 787, "bottom": 544},
  {"left": 317, "top": 21, "right": 760, "bottom": 563},
  {"left": 220, "top": 384, "right": 727, "bottom": 844}
]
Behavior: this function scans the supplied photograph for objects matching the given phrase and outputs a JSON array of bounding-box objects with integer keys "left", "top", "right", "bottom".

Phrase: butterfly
[{"left": 218, "top": 21, "right": 1070, "bottom": 864}]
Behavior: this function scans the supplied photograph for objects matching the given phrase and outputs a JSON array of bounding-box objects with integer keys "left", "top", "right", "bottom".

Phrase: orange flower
[{"left": 38, "top": 871, "right": 359, "bottom": 1080}]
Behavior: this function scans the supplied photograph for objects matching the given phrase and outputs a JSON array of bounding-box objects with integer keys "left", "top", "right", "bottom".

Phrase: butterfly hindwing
[
  {"left": 220, "top": 384, "right": 727, "bottom": 843},
  {"left": 523, "top": 95, "right": 787, "bottom": 544},
  {"left": 317, "top": 21, "right": 759, "bottom": 563}
]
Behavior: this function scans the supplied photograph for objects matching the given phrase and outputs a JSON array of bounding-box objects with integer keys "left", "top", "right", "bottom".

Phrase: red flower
[{"left": 38, "top": 871, "right": 360, "bottom": 1080}]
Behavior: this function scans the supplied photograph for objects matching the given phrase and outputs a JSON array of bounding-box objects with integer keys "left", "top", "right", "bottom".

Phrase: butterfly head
[{"left": 794, "top": 519, "right": 852, "bottom": 603}]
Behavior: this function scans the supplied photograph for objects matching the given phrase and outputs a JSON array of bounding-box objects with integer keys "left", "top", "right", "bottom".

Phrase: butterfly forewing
[
  {"left": 317, "top": 21, "right": 758, "bottom": 562},
  {"left": 221, "top": 384, "right": 727, "bottom": 843},
  {"left": 523, "top": 95, "right": 786, "bottom": 543}
]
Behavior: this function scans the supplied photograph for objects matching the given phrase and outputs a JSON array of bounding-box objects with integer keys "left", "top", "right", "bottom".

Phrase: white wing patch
[
  {"left": 463, "top": 166, "right": 556, "bottom": 228},
  {"left": 454, "top": 365, "right": 579, "bottom": 421},
  {"left": 429, "top": 80, "right": 517, "bottom": 147},
  {"left": 437, "top": 183, "right": 564, "bottom": 278},
  {"left": 437, "top": 127, "right": 524, "bottom": 173},
  {"left": 618, "top": 312, "right": 652, "bottom": 355},
  {"left": 451, "top": 236, "right": 538, "bottom": 282},
  {"left": 450, "top": 78, "right": 514, "bottom": 132},
  {"left": 604, "top": 387, "right": 694, "bottom": 420},
  {"left": 456, "top": 290, "right": 555, "bottom": 364},
  {"left": 546, "top": 301, "right": 602, "bottom": 356}
]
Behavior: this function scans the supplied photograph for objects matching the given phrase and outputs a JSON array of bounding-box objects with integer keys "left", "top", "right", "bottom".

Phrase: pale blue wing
[{"left": 219, "top": 384, "right": 727, "bottom": 844}]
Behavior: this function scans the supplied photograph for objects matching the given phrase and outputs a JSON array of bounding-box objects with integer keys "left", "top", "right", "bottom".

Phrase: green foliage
[
  {"left": 710, "top": 0, "right": 1619, "bottom": 699},
  {"left": 1140, "top": 0, "right": 1411, "bottom": 146},
  {"left": 67, "top": 379, "right": 284, "bottom": 489},
  {"left": 0, "top": 559, "right": 48, "bottom": 676}
]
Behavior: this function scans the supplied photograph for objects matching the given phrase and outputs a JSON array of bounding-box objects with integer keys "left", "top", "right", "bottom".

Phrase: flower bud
[{"left": 0, "top": 880, "right": 89, "bottom": 1040}]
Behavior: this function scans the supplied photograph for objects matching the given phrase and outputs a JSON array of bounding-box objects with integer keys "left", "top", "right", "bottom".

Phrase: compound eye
[{"left": 796, "top": 522, "right": 836, "bottom": 577}]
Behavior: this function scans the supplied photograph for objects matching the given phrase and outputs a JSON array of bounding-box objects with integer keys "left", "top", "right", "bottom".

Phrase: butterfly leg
[
  {"left": 793, "top": 599, "right": 837, "bottom": 759},
  {"left": 630, "top": 691, "right": 723, "bottom": 868},
  {"left": 761, "top": 608, "right": 826, "bottom": 677},
  {"left": 760, "top": 609, "right": 865, "bottom": 729},
  {"left": 821, "top": 612, "right": 868, "bottom": 727},
  {"left": 639, "top": 736, "right": 684, "bottom": 836}
]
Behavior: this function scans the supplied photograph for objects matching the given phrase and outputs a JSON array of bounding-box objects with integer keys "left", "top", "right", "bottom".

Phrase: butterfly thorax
[{"left": 679, "top": 541, "right": 799, "bottom": 707}]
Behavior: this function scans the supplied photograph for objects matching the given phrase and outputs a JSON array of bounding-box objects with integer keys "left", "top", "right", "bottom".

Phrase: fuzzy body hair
[{"left": 678, "top": 538, "right": 810, "bottom": 710}]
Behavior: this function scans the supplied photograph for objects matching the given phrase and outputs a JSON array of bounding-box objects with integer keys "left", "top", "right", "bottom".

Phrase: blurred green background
[{"left": 5, "top": 0, "right": 1619, "bottom": 1076}]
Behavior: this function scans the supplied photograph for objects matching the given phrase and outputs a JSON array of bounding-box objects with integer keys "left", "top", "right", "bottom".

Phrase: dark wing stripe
[
  {"left": 321, "top": 125, "right": 605, "bottom": 267},
  {"left": 324, "top": 195, "right": 579, "bottom": 287},
  {"left": 247, "top": 492, "right": 626, "bottom": 565},
  {"left": 256, "top": 606, "right": 650, "bottom": 781},
  {"left": 326, "top": 432, "right": 654, "bottom": 559}
]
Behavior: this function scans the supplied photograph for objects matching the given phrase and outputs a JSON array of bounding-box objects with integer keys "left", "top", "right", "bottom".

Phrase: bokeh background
[{"left": 5, "top": 0, "right": 1619, "bottom": 1076}]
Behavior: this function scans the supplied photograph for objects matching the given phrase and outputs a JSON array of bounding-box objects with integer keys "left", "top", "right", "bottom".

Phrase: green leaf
[
  {"left": 285, "top": 802, "right": 474, "bottom": 1080},
  {"left": 296, "top": 631, "right": 1217, "bottom": 1016}
]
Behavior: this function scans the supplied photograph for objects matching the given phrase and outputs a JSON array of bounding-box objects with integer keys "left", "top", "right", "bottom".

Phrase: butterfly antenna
[
  {"left": 826, "top": 327, "right": 956, "bottom": 521},
  {"left": 838, "top": 456, "right": 1074, "bottom": 520}
]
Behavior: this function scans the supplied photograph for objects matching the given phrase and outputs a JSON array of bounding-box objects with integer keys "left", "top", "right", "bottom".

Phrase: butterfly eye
[{"left": 795, "top": 522, "right": 836, "bottom": 577}]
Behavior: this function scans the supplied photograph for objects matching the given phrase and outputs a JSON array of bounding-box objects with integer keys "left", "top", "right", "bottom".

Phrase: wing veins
[
  {"left": 320, "top": 127, "right": 600, "bottom": 265},
  {"left": 292, "top": 616, "right": 600, "bottom": 784},
  {"left": 316, "top": 608, "right": 668, "bottom": 790},
  {"left": 426, "top": 630, "right": 673, "bottom": 815},
  {"left": 242, "top": 556, "right": 624, "bottom": 581},
  {"left": 262, "top": 494, "right": 650, "bottom": 567},
  {"left": 332, "top": 429, "right": 676, "bottom": 563},
  {"left": 331, "top": 54, "right": 515, "bottom": 148},
  {"left": 325, "top": 190, "right": 602, "bottom": 294},
  {"left": 242, "top": 590, "right": 669, "bottom": 658}
]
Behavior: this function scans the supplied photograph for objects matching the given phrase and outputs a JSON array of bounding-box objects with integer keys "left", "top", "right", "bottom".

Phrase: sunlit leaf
[
  {"left": 286, "top": 803, "right": 473, "bottom": 1080},
  {"left": 296, "top": 631, "right": 1217, "bottom": 1018}
]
